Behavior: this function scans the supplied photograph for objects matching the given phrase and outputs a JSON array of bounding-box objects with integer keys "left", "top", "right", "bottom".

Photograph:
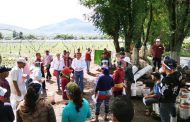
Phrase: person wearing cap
[
  {"left": 91, "top": 68, "right": 114, "bottom": 122},
  {"left": 143, "top": 72, "right": 161, "bottom": 116},
  {"left": 123, "top": 57, "right": 135, "bottom": 97},
  {"left": 10, "top": 57, "right": 27, "bottom": 104},
  {"left": 159, "top": 57, "right": 182, "bottom": 122},
  {"left": 17, "top": 82, "right": 56, "bottom": 122},
  {"left": 60, "top": 67, "right": 73, "bottom": 100},
  {"left": 151, "top": 38, "right": 165, "bottom": 72},
  {"left": 111, "top": 95, "right": 134, "bottom": 122},
  {"left": 112, "top": 61, "right": 125, "bottom": 97},
  {"left": 100, "top": 52, "right": 110, "bottom": 69},
  {"left": 85, "top": 48, "right": 92, "bottom": 74},
  {"left": 0, "top": 86, "right": 15, "bottom": 122},
  {"left": 52, "top": 53, "right": 65, "bottom": 91},
  {"left": 71, "top": 52, "right": 86, "bottom": 93},
  {"left": 62, "top": 82, "right": 91, "bottom": 122},
  {"left": 42, "top": 50, "right": 53, "bottom": 81},
  {"left": 0, "top": 65, "right": 12, "bottom": 102}
]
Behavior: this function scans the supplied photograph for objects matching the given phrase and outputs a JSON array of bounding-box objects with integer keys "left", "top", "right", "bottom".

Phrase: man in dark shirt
[{"left": 159, "top": 57, "right": 182, "bottom": 122}]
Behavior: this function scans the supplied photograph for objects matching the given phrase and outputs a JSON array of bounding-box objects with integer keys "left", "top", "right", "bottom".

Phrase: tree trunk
[
  {"left": 0, "top": 54, "right": 2, "bottom": 65},
  {"left": 132, "top": 47, "right": 139, "bottom": 66},
  {"left": 113, "top": 35, "right": 120, "bottom": 53}
]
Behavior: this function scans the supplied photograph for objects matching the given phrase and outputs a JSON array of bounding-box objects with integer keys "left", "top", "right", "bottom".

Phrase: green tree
[
  {"left": 13, "top": 30, "right": 17, "bottom": 39},
  {"left": 164, "top": 0, "right": 190, "bottom": 62},
  {"left": 19, "top": 32, "right": 24, "bottom": 39}
]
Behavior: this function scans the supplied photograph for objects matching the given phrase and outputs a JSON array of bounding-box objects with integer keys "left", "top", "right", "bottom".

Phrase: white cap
[
  {"left": 0, "top": 87, "right": 7, "bottom": 97},
  {"left": 156, "top": 38, "right": 160, "bottom": 42},
  {"left": 123, "top": 57, "right": 131, "bottom": 64},
  {"left": 17, "top": 57, "right": 26, "bottom": 64}
]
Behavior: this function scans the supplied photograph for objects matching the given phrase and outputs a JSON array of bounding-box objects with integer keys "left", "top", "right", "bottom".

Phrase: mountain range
[{"left": 0, "top": 18, "right": 99, "bottom": 35}]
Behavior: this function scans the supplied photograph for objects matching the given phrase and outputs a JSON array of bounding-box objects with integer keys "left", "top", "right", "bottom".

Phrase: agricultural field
[{"left": 0, "top": 40, "right": 115, "bottom": 67}]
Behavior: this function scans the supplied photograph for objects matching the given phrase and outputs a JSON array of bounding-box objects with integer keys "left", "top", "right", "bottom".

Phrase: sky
[{"left": 0, "top": 0, "right": 91, "bottom": 29}]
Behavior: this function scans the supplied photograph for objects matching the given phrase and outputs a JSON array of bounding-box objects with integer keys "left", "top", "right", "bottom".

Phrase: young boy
[
  {"left": 143, "top": 72, "right": 161, "bottom": 115},
  {"left": 91, "top": 67, "right": 114, "bottom": 122},
  {"left": 0, "top": 86, "right": 15, "bottom": 122}
]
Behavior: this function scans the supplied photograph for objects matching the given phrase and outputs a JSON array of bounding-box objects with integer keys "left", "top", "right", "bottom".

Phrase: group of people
[{"left": 0, "top": 38, "right": 183, "bottom": 122}]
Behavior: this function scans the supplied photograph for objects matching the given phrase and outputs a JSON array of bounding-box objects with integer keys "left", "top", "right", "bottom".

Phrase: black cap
[
  {"left": 163, "top": 57, "right": 177, "bottom": 70},
  {"left": 0, "top": 65, "right": 11, "bottom": 73}
]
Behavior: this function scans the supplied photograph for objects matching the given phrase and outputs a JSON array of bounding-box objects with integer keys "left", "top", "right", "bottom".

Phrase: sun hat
[
  {"left": 62, "top": 67, "right": 73, "bottom": 74},
  {"left": 0, "top": 86, "right": 7, "bottom": 97},
  {"left": 0, "top": 65, "right": 11, "bottom": 73},
  {"left": 65, "top": 82, "right": 79, "bottom": 96},
  {"left": 17, "top": 57, "right": 26, "bottom": 64},
  {"left": 123, "top": 57, "right": 131, "bottom": 64}
]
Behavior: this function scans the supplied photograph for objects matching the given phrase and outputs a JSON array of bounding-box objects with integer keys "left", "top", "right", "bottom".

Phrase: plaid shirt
[{"left": 0, "top": 78, "right": 11, "bottom": 99}]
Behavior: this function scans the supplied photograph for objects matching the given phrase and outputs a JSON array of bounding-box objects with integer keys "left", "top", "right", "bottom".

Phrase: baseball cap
[
  {"left": 123, "top": 57, "right": 131, "bottom": 64},
  {"left": 163, "top": 57, "right": 177, "bottom": 70},
  {"left": 62, "top": 67, "right": 73, "bottom": 74},
  {"left": 0, "top": 65, "right": 11, "bottom": 73}
]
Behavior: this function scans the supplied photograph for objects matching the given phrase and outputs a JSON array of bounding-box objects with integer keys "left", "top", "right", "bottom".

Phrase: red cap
[{"left": 62, "top": 67, "right": 73, "bottom": 74}]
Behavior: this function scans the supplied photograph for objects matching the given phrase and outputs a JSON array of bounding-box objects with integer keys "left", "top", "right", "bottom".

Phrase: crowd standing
[{"left": 0, "top": 42, "right": 184, "bottom": 122}]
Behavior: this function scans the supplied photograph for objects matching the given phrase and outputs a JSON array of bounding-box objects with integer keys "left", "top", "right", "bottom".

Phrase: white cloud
[{"left": 0, "top": 0, "right": 91, "bottom": 29}]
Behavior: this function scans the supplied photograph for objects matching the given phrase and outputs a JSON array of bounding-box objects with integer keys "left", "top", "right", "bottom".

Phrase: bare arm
[{"left": 13, "top": 80, "right": 21, "bottom": 96}]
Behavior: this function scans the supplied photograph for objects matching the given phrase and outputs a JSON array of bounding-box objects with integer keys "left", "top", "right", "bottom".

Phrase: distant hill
[
  {"left": 0, "top": 18, "right": 99, "bottom": 35},
  {"left": 35, "top": 18, "right": 99, "bottom": 35}
]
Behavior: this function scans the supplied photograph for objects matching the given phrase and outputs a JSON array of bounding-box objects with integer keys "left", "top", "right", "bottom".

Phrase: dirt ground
[{"left": 45, "top": 63, "right": 190, "bottom": 122}]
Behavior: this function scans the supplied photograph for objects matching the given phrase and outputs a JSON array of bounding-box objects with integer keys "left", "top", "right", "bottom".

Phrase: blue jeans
[
  {"left": 143, "top": 97, "right": 159, "bottom": 106},
  {"left": 56, "top": 70, "right": 61, "bottom": 90},
  {"left": 160, "top": 103, "right": 176, "bottom": 122},
  {"left": 95, "top": 98, "right": 110, "bottom": 115},
  {"left": 74, "top": 71, "right": 84, "bottom": 92},
  {"left": 86, "top": 61, "right": 90, "bottom": 73}
]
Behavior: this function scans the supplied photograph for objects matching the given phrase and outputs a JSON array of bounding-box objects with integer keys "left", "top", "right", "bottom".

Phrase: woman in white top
[{"left": 52, "top": 53, "right": 65, "bottom": 91}]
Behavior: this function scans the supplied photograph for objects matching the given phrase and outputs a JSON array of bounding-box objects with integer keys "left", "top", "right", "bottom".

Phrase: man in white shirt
[
  {"left": 52, "top": 53, "right": 65, "bottom": 91},
  {"left": 10, "top": 57, "right": 27, "bottom": 104},
  {"left": 71, "top": 52, "right": 86, "bottom": 92}
]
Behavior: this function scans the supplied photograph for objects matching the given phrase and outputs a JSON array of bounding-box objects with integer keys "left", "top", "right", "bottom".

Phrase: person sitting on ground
[
  {"left": 143, "top": 72, "right": 161, "bottom": 116},
  {"left": 91, "top": 67, "right": 114, "bottom": 122},
  {"left": 111, "top": 95, "right": 134, "bottom": 122},
  {"left": 61, "top": 67, "right": 73, "bottom": 100},
  {"left": 17, "top": 82, "right": 56, "bottom": 122},
  {"left": 62, "top": 82, "right": 91, "bottom": 122},
  {"left": 112, "top": 61, "right": 124, "bottom": 97},
  {"left": 0, "top": 86, "right": 15, "bottom": 122}
]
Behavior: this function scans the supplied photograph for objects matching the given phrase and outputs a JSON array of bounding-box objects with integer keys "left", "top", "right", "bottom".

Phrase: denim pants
[
  {"left": 143, "top": 97, "right": 159, "bottom": 106},
  {"left": 56, "top": 70, "right": 61, "bottom": 90},
  {"left": 74, "top": 71, "right": 84, "bottom": 92},
  {"left": 86, "top": 61, "right": 90, "bottom": 72},
  {"left": 95, "top": 98, "right": 110, "bottom": 115},
  {"left": 160, "top": 103, "right": 176, "bottom": 122}
]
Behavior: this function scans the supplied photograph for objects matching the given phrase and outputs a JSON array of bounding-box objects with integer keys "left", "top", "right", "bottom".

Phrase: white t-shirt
[
  {"left": 71, "top": 58, "right": 86, "bottom": 71},
  {"left": 10, "top": 66, "right": 26, "bottom": 99},
  {"left": 31, "top": 67, "right": 42, "bottom": 81}
]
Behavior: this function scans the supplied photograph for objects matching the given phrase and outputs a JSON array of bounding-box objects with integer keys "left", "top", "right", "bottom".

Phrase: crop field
[{"left": 0, "top": 40, "right": 115, "bottom": 67}]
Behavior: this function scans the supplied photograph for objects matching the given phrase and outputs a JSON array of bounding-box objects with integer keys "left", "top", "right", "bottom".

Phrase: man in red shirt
[
  {"left": 151, "top": 38, "right": 164, "bottom": 71},
  {"left": 85, "top": 48, "right": 91, "bottom": 74}
]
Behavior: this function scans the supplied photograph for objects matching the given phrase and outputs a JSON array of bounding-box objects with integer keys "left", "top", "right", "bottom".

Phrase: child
[
  {"left": 0, "top": 86, "right": 15, "bottom": 122},
  {"left": 112, "top": 61, "right": 124, "bottom": 97},
  {"left": 60, "top": 67, "right": 73, "bottom": 100},
  {"left": 143, "top": 72, "right": 161, "bottom": 115},
  {"left": 91, "top": 67, "right": 114, "bottom": 122}
]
